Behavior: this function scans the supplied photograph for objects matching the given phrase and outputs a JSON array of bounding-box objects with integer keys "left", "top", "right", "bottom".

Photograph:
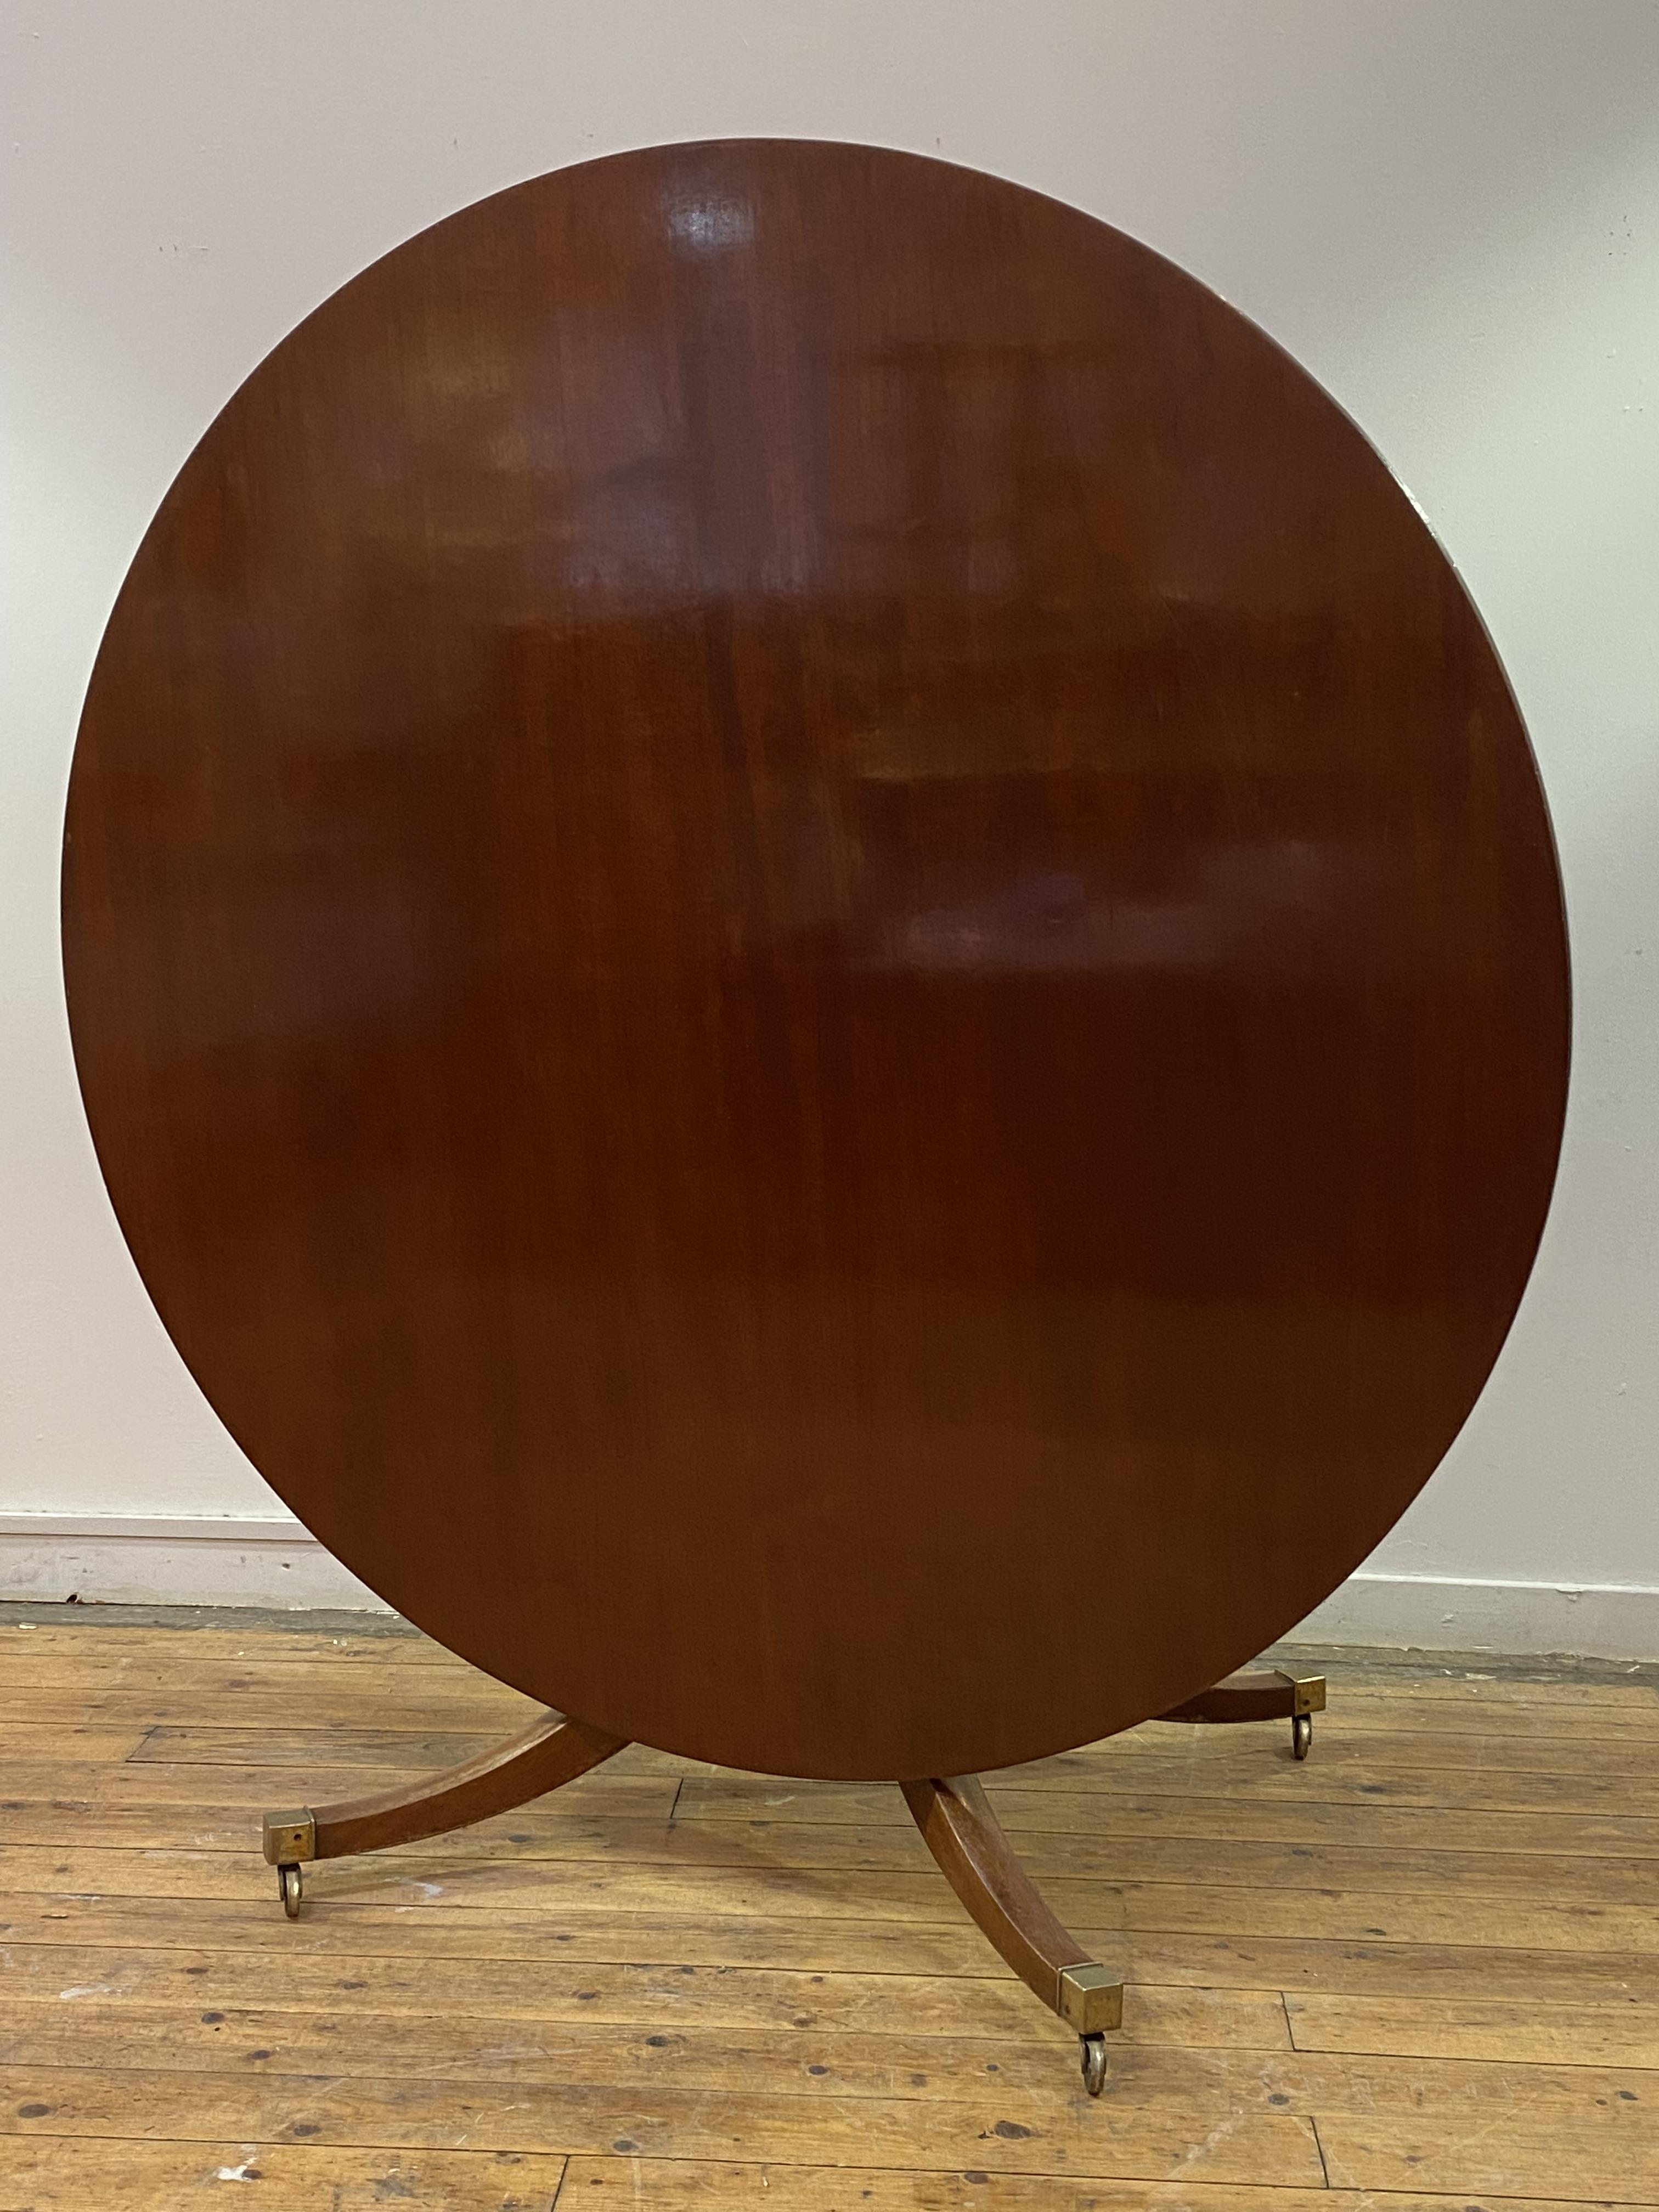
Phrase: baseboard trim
[
  {"left": 0, "top": 1514, "right": 391, "bottom": 1611},
  {"left": 2, "top": 1517, "right": 1655, "bottom": 1658},
  {"left": 1283, "top": 1571, "right": 1659, "bottom": 1663}
]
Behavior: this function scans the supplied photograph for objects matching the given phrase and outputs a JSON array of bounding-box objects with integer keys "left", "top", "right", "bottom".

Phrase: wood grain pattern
[
  {"left": 14, "top": 1889, "right": 1647, "bottom": 2005},
  {"left": 562, "top": 2169, "right": 1641, "bottom": 2212},
  {"left": 0, "top": 2065, "right": 1328, "bottom": 2183},
  {"left": 297, "top": 1706, "right": 627, "bottom": 1861},
  {"left": 0, "top": 2140, "right": 564, "bottom": 2211},
  {"left": 60, "top": 140, "right": 1568, "bottom": 1780},
  {"left": 0, "top": 1616, "right": 1655, "bottom": 2209},
  {"left": 8, "top": 1841, "right": 1650, "bottom": 1955},
  {"left": 4, "top": 2001, "right": 1653, "bottom": 2114},
  {"left": 900, "top": 1775, "right": 1099, "bottom": 2024},
  {"left": 12, "top": 1798, "right": 1656, "bottom": 1912},
  {"left": 0, "top": 1946, "right": 1283, "bottom": 2049}
]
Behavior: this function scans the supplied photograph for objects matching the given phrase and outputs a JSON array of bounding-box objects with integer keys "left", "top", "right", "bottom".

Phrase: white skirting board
[
  {"left": 0, "top": 1515, "right": 393, "bottom": 1612},
  {"left": 1, "top": 1514, "right": 1655, "bottom": 1658},
  {"left": 1279, "top": 1572, "right": 1659, "bottom": 1664}
]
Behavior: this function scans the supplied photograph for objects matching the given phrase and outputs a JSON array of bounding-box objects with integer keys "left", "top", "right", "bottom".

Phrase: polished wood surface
[
  {"left": 2, "top": 1616, "right": 1656, "bottom": 2204},
  {"left": 61, "top": 140, "right": 1569, "bottom": 1780},
  {"left": 263, "top": 1707, "right": 627, "bottom": 1866},
  {"left": 1156, "top": 1667, "right": 1324, "bottom": 1728},
  {"left": 899, "top": 1774, "right": 1108, "bottom": 2019}
]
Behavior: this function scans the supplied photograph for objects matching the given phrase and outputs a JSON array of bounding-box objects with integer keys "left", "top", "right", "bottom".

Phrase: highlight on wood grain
[{"left": 61, "top": 138, "right": 1569, "bottom": 1784}]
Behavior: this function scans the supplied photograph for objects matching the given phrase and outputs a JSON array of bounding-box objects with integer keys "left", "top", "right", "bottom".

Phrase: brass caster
[
  {"left": 1079, "top": 2033, "right": 1108, "bottom": 2096},
  {"left": 278, "top": 1863, "right": 303, "bottom": 1918},
  {"left": 1291, "top": 1712, "right": 1313, "bottom": 1760}
]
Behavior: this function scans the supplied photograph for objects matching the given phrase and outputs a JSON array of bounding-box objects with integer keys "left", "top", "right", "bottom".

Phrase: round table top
[{"left": 64, "top": 140, "right": 1568, "bottom": 1780}]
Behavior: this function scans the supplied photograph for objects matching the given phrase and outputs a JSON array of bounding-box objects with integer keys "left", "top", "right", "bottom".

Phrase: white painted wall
[{"left": 3, "top": 1, "right": 1657, "bottom": 1643}]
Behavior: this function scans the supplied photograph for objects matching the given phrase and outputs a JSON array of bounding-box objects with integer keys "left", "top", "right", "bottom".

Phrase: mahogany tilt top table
[{"left": 62, "top": 140, "right": 1569, "bottom": 2090}]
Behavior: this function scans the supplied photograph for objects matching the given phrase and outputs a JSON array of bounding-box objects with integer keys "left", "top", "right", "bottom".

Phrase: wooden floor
[{"left": 0, "top": 1612, "right": 1653, "bottom": 2209}]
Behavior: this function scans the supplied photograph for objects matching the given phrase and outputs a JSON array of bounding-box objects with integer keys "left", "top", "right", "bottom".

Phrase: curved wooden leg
[
  {"left": 1153, "top": 1667, "right": 1326, "bottom": 1758},
  {"left": 902, "top": 1774, "right": 1122, "bottom": 2094},
  {"left": 261, "top": 1707, "right": 629, "bottom": 1915}
]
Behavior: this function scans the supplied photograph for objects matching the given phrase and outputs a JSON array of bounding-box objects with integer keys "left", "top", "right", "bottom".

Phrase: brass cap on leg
[
  {"left": 1056, "top": 1963, "right": 1123, "bottom": 2035},
  {"left": 262, "top": 1809, "right": 317, "bottom": 1865},
  {"left": 1274, "top": 1671, "right": 1327, "bottom": 1716}
]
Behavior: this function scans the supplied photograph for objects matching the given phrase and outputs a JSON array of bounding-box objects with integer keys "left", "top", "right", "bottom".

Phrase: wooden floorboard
[{"left": 0, "top": 1616, "right": 1653, "bottom": 2208}]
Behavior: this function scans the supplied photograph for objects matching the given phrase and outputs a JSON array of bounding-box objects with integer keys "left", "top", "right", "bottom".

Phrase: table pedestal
[{"left": 261, "top": 1666, "right": 1324, "bottom": 2092}]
